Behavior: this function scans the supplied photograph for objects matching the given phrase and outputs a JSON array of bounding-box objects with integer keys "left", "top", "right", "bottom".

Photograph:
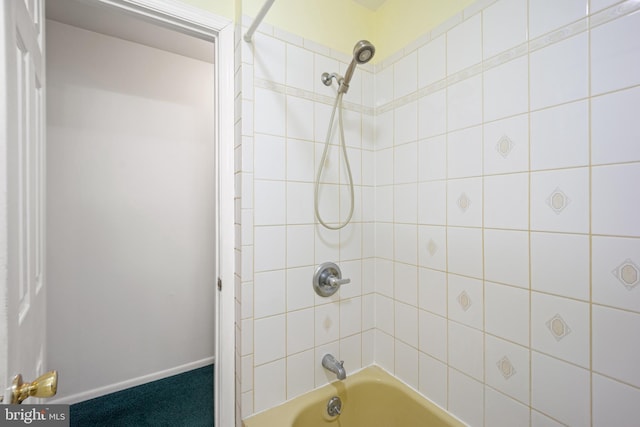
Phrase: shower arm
[{"left": 244, "top": 0, "right": 276, "bottom": 42}]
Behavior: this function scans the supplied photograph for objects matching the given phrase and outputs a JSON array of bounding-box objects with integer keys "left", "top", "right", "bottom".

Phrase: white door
[{"left": 0, "top": 0, "right": 49, "bottom": 402}]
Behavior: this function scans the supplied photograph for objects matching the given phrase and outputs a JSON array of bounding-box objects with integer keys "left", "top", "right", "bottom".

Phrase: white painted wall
[{"left": 46, "top": 19, "right": 216, "bottom": 402}]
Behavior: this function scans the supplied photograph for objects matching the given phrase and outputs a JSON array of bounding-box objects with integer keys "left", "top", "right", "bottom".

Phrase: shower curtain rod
[{"left": 244, "top": 0, "right": 276, "bottom": 42}]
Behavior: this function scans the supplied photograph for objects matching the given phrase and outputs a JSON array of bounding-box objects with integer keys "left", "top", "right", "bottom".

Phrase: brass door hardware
[{"left": 2, "top": 371, "right": 58, "bottom": 404}]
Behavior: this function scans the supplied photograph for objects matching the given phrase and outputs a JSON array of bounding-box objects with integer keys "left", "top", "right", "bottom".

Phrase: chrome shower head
[
  {"left": 353, "top": 40, "right": 375, "bottom": 64},
  {"left": 339, "top": 40, "right": 376, "bottom": 94}
]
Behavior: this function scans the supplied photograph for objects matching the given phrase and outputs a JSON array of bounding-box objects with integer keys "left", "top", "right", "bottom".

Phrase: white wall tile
[
  {"left": 592, "top": 236, "right": 640, "bottom": 313},
  {"left": 447, "top": 177, "right": 483, "bottom": 227},
  {"left": 395, "top": 301, "right": 419, "bottom": 346},
  {"left": 529, "top": 0, "right": 587, "bottom": 39},
  {"left": 418, "top": 89, "right": 447, "bottom": 139},
  {"left": 254, "top": 315, "right": 286, "bottom": 365},
  {"left": 254, "top": 88, "right": 286, "bottom": 136},
  {"left": 340, "top": 297, "right": 362, "bottom": 338},
  {"left": 314, "top": 302, "right": 340, "bottom": 346},
  {"left": 530, "top": 33, "right": 589, "bottom": 110},
  {"left": 484, "top": 56, "right": 529, "bottom": 122},
  {"left": 418, "top": 181, "right": 446, "bottom": 225},
  {"left": 483, "top": 113, "right": 529, "bottom": 175},
  {"left": 592, "top": 163, "right": 640, "bottom": 237},
  {"left": 485, "top": 387, "right": 531, "bottom": 427},
  {"left": 393, "top": 183, "right": 418, "bottom": 224},
  {"left": 485, "top": 281, "right": 530, "bottom": 346},
  {"left": 418, "top": 225, "right": 447, "bottom": 270},
  {"left": 375, "top": 109, "right": 394, "bottom": 149},
  {"left": 394, "top": 262, "right": 418, "bottom": 305},
  {"left": 254, "top": 270, "right": 286, "bottom": 318},
  {"left": 253, "top": 33, "right": 286, "bottom": 84},
  {"left": 447, "top": 14, "right": 482, "bottom": 74},
  {"left": 375, "top": 148, "right": 394, "bottom": 186},
  {"left": 254, "top": 226, "right": 286, "bottom": 272},
  {"left": 286, "top": 350, "right": 314, "bottom": 399},
  {"left": 590, "top": 0, "right": 619, "bottom": 12},
  {"left": 448, "top": 274, "right": 484, "bottom": 330},
  {"left": 287, "top": 96, "right": 314, "bottom": 141},
  {"left": 394, "top": 51, "right": 418, "bottom": 99},
  {"left": 254, "top": 134, "right": 285, "bottom": 180},
  {"left": 531, "top": 167, "right": 590, "bottom": 233},
  {"left": 593, "top": 373, "right": 640, "bottom": 427},
  {"left": 592, "top": 305, "right": 640, "bottom": 387},
  {"left": 592, "top": 86, "right": 640, "bottom": 165},
  {"left": 286, "top": 225, "right": 314, "bottom": 268},
  {"left": 339, "top": 260, "right": 362, "bottom": 299},
  {"left": 447, "top": 75, "right": 483, "bottom": 131},
  {"left": 448, "top": 368, "right": 484, "bottom": 427},
  {"left": 484, "top": 173, "right": 529, "bottom": 230},
  {"left": 418, "top": 135, "right": 447, "bottom": 181},
  {"left": 449, "top": 321, "right": 484, "bottom": 381},
  {"left": 254, "top": 359, "right": 286, "bottom": 413},
  {"left": 286, "top": 138, "right": 314, "bottom": 182},
  {"left": 375, "top": 330, "right": 395, "bottom": 373},
  {"left": 418, "top": 34, "right": 446, "bottom": 88},
  {"left": 340, "top": 334, "right": 362, "bottom": 372},
  {"left": 531, "top": 100, "right": 589, "bottom": 170},
  {"left": 419, "top": 268, "right": 447, "bottom": 317},
  {"left": 531, "top": 292, "right": 590, "bottom": 368},
  {"left": 484, "top": 229, "right": 530, "bottom": 288},
  {"left": 394, "top": 224, "right": 418, "bottom": 265},
  {"left": 591, "top": 11, "right": 640, "bottom": 95},
  {"left": 375, "top": 223, "right": 393, "bottom": 260},
  {"left": 419, "top": 309, "right": 447, "bottom": 362},
  {"left": 532, "top": 410, "right": 565, "bottom": 427},
  {"left": 286, "top": 266, "right": 315, "bottom": 311},
  {"left": 375, "top": 185, "right": 393, "bottom": 223},
  {"left": 394, "top": 141, "right": 418, "bottom": 183},
  {"left": 485, "top": 335, "right": 530, "bottom": 404},
  {"left": 531, "top": 352, "right": 591, "bottom": 427},
  {"left": 419, "top": 353, "right": 448, "bottom": 408},
  {"left": 531, "top": 232, "right": 590, "bottom": 301},
  {"left": 395, "top": 340, "right": 419, "bottom": 389},
  {"left": 286, "top": 44, "right": 314, "bottom": 92},
  {"left": 447, "top": 226, "right": 483, "bottom": 279},
  {"left": 375, "top": 64, "right": 394, "bottom": 107},
  {"left": 447, "top": 125, "right": 483, "bottom": 179},
  {"left": 254, "top": 180, "right": 286, "bottom": 225},
  {"left": 483, "top": 0, "right": 528, "bottom": 58},
  {"left": 287, "top": 308, "right": 315, "bottom": 355},
  {"left": 286, "top": 181, "right": 315, "bottom": 224},
  {"left": 375, "top": 294, "right": 394, "bottom": 336}
]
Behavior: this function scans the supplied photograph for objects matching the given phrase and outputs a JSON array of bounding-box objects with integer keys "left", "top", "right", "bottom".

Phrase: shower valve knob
[{"left": 313, "top": 262, "right": 350, "bottom": 297}]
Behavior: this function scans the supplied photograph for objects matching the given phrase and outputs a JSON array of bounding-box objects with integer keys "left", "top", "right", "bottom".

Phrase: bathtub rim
[{"left": 242, "top": 364, "right": 467, "bottom": 427}]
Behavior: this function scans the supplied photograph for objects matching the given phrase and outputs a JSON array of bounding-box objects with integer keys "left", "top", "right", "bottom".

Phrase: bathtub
[{"left": 243, "top": 365, "right": 466, "bottom": 427}]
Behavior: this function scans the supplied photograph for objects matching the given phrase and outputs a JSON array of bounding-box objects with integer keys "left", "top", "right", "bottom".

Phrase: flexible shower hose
[{"left": 314, "top": 92, "right": 355, "bottom": 230}]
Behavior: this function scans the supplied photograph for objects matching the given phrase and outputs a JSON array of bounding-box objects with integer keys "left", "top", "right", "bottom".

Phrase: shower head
[
  {"left": 353, "top": 40, "right": 375, "bottom": 64},
  {"left": 339, "top": 40, "right": 376, "bottom": 94}
]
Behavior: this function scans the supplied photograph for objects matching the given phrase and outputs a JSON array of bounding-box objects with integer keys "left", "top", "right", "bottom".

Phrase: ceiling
[
  {"left": 45, "top": 0, "right": 215, "bottom": 63},
  {"left": 351, "top": 0, "right": 389, "bottom": 11}
]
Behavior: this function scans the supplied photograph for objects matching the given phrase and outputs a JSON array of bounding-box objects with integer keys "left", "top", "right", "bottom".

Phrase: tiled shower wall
[
  {"left": 237, "top": 0, "right": 640, "bottom": 425},
  {"left": 237, "top": 17, "right": 377, "bottom": 418},
  {"left": 372, "top": 0, "right": 640, "bottom": 426}
]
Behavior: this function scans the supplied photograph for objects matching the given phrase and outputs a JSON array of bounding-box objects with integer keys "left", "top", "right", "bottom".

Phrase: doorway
[{"left": 41, "top": 0, "right": 233, "bottom": 424}]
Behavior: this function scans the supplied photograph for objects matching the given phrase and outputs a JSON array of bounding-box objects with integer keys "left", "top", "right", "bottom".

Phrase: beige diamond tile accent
[
  {"left": 457, "top": 291, "right": 472, "bottom": 312},
  {"left": 496, "top": 356, "right": 516, "bottom": 380},
  {"left": 546, "top": 187, "right": 571, "bottom": 214},
  {"left": 496, "top": 135, "right": 514, "bottom": 158},
  {"left": 612, "top": 259, "right": 640, "bottom": 290},
  {"left": 546, "top": 314, "right": 571, "bottom": 341},
  {"left": 457, "top": 193, "right": 471, "bottom": 213},
  {"left": 427, "top": 239, "right": 438, "bottom": 257}
]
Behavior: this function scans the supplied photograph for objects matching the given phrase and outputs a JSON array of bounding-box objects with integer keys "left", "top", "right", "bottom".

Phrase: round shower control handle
[{"left": 313, "top": 262, "right": 350, "bottom": 297}]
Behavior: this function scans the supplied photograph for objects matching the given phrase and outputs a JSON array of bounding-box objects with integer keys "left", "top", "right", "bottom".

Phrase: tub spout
[{"left": 322, "top": 354, "right": 346, "bottom": 380}]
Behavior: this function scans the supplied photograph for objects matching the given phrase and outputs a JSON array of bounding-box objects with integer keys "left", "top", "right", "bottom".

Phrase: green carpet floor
[{"left": 70, "top": 365, "right": 213, "bottom": 427}]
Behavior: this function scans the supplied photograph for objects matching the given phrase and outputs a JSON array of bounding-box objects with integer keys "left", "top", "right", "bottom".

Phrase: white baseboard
[{"left": 50, "top": 356, "right": 215, "bottom": 405}]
